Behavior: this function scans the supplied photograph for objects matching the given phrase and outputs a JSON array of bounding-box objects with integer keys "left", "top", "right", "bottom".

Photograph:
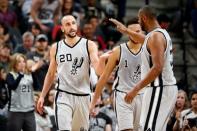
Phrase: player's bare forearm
[
  {"left": 40, "top": 43, "right": 57, "bottom": 98},
  {"left": 40, "top": 72, "right": 56, "bottom": 98},
  {"left": 92, "top": 47, "right": 118, "bottom": 105},
  {"left": 91, "top": 74, "right": 109, "bottom": 106},
  {"left": 134, "top": 66, "right": 162, "bottom": 92},
  {"left": 109, "top": 18, "right": 145, "bottom": 43},
  {"left": 126, "top": 29, "right": 145, "bottom": 44}
]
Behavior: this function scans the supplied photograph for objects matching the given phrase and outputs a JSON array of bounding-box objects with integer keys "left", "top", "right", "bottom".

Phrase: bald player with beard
[{"left": 37, "top": 15, "right": 107, "bottom": 131}]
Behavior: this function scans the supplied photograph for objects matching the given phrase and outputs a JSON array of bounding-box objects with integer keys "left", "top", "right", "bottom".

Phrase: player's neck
[
  {"left": 64, "top": 36, "right": 80, "bottom": 46},
  {"left": 127, "top": 41, "right": 141, "bottom": 53},
  {"left": 147, "top": 21, "right": 161, "bottom": 32}
]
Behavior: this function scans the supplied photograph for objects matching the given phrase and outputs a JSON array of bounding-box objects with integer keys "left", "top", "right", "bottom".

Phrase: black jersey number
[
  {"left": 60, "top": 54, "right": 72, "bottom": 63},
  {"left": 21, "top": 85, "right": 31, "bottom": 92},
  {"left": 125, "top": 60, "right": 128, "bottom": 67}
]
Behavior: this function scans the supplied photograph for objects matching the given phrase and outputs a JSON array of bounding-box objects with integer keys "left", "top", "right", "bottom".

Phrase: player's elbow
[{"left": 153, "top": 63, "right": 163, "bottom": 74}]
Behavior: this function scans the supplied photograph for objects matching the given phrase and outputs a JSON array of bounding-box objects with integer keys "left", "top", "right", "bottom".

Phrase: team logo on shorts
[{"left": 71, "top": 57, "right": 84, "bottom": 75}]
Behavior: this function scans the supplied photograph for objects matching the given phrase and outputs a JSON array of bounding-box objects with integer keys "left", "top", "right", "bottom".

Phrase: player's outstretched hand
[
  {"left": 109, "top": 18, "right": 127, "bottom": 34},
  {"left": 37, "top": 96, "right": 45, "bottom": 115}
]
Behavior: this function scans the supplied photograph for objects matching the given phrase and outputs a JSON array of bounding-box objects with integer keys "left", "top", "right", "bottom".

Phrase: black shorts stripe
[
  {"left": 114, "top": 91, "right": 118, "bottom": 121},
  {"left": 144, "top": 87, "right": 156, "bottom": 130},
  {"left": 144, "top": 75, "right": 164, "bottom": 131},
  {"left": 149, "top": 56, "right": 155, "bottom": 87},
  {"left": 55, "top": 91, "right": 59, "bottom": 130},
  {"left": 152, "top": 74, "right": 163, "bottom": 131}
]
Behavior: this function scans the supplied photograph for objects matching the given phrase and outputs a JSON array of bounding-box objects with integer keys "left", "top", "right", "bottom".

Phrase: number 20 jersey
[
  {"left": 141, "top": 28, "right": 176, "bottom": 87},
  {"left": 55, "top": 37, "right": 91, "bottom": 94}
]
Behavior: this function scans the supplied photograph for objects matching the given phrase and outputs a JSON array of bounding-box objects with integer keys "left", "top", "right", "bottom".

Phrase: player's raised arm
[
  {"left": 109, "top": 18, "right": 145, "bottom": 44},
  {"left": 37, "top": 43, "right": 57, "bottom": 114}
]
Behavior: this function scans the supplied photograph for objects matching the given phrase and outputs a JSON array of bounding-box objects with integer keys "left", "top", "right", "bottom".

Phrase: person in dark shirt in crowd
[
  {"left": 27, "top": 34, "right": 49, "bottom": 91},
  {"left": 14, "top": 31, "right": 34, "bottom": 55},
  {"left": 6, "top": 53, "right": 38, "bottom": 131},
  {"left": 0, "top": 64, "right": 8, "bottom": 131}
]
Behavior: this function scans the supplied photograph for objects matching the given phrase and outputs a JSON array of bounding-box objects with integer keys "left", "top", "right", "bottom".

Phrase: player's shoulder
[
  {"left": 112, "top": 44, "right": 122, "bottom": 52},
  {"left": 87, "top": 39, "right": 97, "bottom": 46},
  {"left": 150, "top": 29, "right": 167, "bottom": 39},
  {"left": 50, "top": 42, "right": 59, "bottom": 55}
]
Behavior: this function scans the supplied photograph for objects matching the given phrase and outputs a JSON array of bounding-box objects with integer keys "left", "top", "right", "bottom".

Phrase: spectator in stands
[
  {"left": 173, "top": 91, "right": 197, "bottom": 131},
  {"left": 0, "top": 64, "right": 8, "bottom": 131},
  {"left": 89, "top": 16, "right": 106, "bottom": 41},
  {"left": 60, "top": 0, "right": 82, "bottom": 25},
  {"left": 0, "top": 0, "right": 18, "bottom": 27},
  {"left": 81, "top": 21, "right": 106, "bottom": 50},
  {"left": 167, "top": 90, "right": 189, "bottom": 131},
  {"left": 83, "top": 0, "right": 105, "bottom": 20},
  {"left": 34, "top": 93, "right": 52, "bottom": 131},
  {"left": 27, "top": 34, "right": 49, "bottom": 91},
  {"left": 52, "top": 0, "right": 82, "bottom": 42},
  {"left": 157, "top": 13, "right": 171, "bottom": 30},
  {"left": 0, "top": 22, "right": 9, "bottom": 45},
  {"left": 6, "top": 53, "right": 37, "bottom": 131},
  {"left": 29, "top": 0, "right": 61, "bottom": 41},
  {"left": 100, "top": 93, "right": 118, "bottom": 131},
  {"left": 44, "top": 89, "right": 56, "bottom": 131},
  {"left": 30, "top": 23, "right": 42, "bottom": 38},
  {"left": 22, "top": 0, "right": 33, "bottom": 19},
  {"left": 100, "top": 18, "right": 122, "bottom": 49},
  {"left": 15, "top": 31, "right": 34, "bottom": 55},
  {"left": 0, "top": 43, "right": 11, "bottom": 72}
]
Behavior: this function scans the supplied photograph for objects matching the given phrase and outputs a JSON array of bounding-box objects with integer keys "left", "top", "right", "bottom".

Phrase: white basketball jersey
[
  {"left": 113, "top": 43, "right": 142, "bottom": 92},
  {"left": 141, "top": 28, "right": 176, "bottom": 86},
  {"left": 55, "top": 37, "right": 91, "bottom": 94}
]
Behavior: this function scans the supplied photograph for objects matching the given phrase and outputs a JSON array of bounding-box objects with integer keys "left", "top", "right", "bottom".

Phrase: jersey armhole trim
[
  {"left": 55, "top": 41, "right": 59, "bottom": 63},
  {"left": 86, "top": 39, "right": 90, "bottom": 64},
  {"left": 116, "top": 44, "right": 122, "bottom": 67},
  {"left": 145, "top": 30, "right": 168, "bottom": 56}
]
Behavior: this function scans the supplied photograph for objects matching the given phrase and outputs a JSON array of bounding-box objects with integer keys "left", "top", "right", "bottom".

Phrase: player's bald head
[
  {"left": 139, "top": 6, "right": 157, "bottom": 20},
  {"left": 61, "top": 15, "right": 76, "bottom": 25}
]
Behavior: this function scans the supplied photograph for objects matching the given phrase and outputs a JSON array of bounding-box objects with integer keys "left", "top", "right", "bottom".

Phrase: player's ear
[{"left": 61, "top": 27, "right": 64, "bottom": 32}]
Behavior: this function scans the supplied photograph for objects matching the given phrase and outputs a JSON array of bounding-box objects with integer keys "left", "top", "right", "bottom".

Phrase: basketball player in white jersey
[
  {"left": 111, "top": 6, "right": 178, "bottom": 131},
  {"left": 36, "top": 15, "right": 106, "bottom": 131},
  {"left": 90, "top": 18, "right": 144, "bottom": 131}
]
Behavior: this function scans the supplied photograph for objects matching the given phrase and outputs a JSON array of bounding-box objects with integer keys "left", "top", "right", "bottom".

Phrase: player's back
[
  {"left": 55, "top": 37, "right": 91, "bottom": 94},
  {"left": 141, "top": 28, "right": 176, "bottom": 87}
]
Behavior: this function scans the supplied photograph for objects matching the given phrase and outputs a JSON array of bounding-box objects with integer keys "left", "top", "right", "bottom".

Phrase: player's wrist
[{"left": 40, "top": 94, "right": 46, "bottom": 99}]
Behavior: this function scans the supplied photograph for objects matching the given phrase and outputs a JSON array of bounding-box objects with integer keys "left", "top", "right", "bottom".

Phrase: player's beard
[
  {"left": 140, "top": 20, "right": 146, "bottom": 32},
  {"left": 67, "top": 30, "right": 77, "bottom": 38},
  {"left": 67, "top": 33, "right": 76, "bottom": 38}
]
